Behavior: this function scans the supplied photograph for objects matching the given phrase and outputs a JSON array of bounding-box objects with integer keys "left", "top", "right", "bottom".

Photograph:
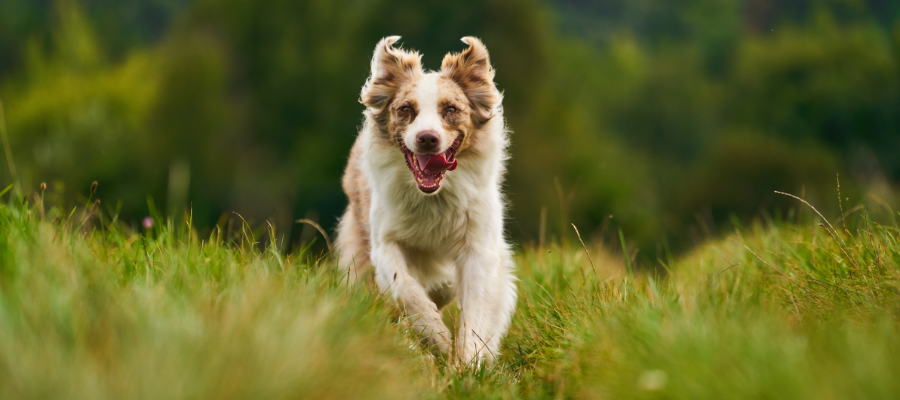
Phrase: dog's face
[{"left": 360, "top": 36, "right": 501, "bottom": 194}]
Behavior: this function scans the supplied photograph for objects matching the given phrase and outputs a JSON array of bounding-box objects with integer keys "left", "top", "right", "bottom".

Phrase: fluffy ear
[
  {"left": 441, "top": 37, "right": 501, "bottom": 126},
  {"left": 360, "top": 36, "right": 423, "bottom": 110}
]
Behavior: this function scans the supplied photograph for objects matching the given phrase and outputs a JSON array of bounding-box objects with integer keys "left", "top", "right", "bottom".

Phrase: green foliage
[
  {"left": 0, "top": 0, "right": 189, "bottom": 75},
  {"left": 1, "top": 3, "right": 161, "bottom": 217},
  {"left": 0, "top": 0, "right": 898, "bottom": 259}
]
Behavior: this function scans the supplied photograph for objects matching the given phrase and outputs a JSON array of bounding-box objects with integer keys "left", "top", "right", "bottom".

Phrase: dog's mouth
[{"left": 400, "top": 137, "right": 460, "bottom": 194}]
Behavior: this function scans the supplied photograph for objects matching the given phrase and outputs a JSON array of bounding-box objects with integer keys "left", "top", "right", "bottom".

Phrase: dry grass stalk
[{"left": 571, "top": 223, "right": 596, "bottom": 278}]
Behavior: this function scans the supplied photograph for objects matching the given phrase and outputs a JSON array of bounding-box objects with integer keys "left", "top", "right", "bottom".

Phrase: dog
[{"left": 334, "top": 36, "right": 517, "bottom": 365}]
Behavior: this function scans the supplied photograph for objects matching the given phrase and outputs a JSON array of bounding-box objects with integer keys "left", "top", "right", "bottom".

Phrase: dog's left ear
[{"left": 441, "top": 37, "right": 501, "bottom": 126}]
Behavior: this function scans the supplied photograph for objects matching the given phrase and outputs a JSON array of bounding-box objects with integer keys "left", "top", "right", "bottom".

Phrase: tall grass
[
  {"left": 1, "top": 185, "right": 898, "bottom": 399},
  {"left": 0, "top": 186, "right": 429, "bottom": 399}
]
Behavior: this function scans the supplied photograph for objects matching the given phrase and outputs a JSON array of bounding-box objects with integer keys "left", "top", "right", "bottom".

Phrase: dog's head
[{"left": 360, "top": 36, "right": 501, "bottom": 194}]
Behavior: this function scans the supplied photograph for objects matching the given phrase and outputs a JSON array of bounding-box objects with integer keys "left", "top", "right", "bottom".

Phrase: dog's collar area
[{"left": 400, "top": 138, "right": 461, "bottom": 193}]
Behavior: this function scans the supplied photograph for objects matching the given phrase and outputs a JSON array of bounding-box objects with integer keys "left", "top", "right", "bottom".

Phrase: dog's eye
[
  {"left": 446, "top": 106, "right": 458, "bottom": 114},
  {"left": 399, "top": 106, "right": 412, "bottom": 114}
]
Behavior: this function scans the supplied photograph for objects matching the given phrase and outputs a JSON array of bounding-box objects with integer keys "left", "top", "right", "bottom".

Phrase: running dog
[{"left": 335, "top": 36, "right": 516, "bottom": 365}]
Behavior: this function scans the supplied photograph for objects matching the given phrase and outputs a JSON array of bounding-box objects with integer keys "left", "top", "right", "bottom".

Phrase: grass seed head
[
  {"left": 40, "top": 182, "right": 46, "bottom": 192},
  {"left": 90, "top": 181, "right": 98, "bottom": 194}
]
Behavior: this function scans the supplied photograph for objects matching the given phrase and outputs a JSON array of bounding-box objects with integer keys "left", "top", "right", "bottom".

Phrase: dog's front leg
[
  {"left": 372, "top": 242, "right": 452, "bottom": 356},
  {"left": 455, "top": 246, "right": 517, "bottom": 366}
]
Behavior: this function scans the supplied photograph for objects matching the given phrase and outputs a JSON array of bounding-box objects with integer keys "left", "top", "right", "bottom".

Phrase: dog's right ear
[{"left": 360, "top": 36, "right": 422, "bottom": 109}]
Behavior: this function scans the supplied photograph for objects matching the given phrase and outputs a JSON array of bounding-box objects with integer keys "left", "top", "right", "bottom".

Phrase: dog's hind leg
[
  {"left": 373, "top": 242, "right": 452, "bottom": 356},
  {"left": 334, "top": 207, "right": 371, "bottom": 283}
]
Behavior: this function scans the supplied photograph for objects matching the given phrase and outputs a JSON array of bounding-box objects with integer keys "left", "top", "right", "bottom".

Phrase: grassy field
[{"left": 1, "top": 186, "right": 899, "bottom": 399}]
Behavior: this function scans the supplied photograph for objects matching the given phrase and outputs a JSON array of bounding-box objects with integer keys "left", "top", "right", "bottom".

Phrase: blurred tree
[
  {"left": 732, "top": 15, "right": 900, "bottom": 178},
  {"left": 0, "top": 0, "right": 189, "bottom": 76},
  {"left": 1, "top": 2, "right": 161, "bottom": 210}
]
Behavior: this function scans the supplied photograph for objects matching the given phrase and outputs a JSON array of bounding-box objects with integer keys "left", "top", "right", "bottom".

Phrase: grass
[{"left": 1, "top": 186, "right": 899, "bottom": 399}]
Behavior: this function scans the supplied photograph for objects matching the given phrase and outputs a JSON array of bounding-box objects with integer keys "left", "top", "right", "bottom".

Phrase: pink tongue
[{"left": 416, "top": 154, "right": 458, "bottom": 175}]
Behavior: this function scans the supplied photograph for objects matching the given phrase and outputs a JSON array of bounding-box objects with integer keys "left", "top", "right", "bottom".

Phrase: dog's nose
[{"left": 415, "top": 131, "right": 440, "bottom": 152}]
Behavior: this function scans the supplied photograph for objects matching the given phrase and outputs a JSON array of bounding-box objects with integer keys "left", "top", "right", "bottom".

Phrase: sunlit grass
[{"left": 1, "top": 186, "right": 898, "bottom": 399}]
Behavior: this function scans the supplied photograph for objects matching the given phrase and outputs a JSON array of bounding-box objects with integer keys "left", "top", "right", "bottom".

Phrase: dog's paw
[
  {"left": 418, "top": 319, "right": 452, "bottom": 356},
  {"left": 404, "top": 311, "right": 452, "bottom": 357}
]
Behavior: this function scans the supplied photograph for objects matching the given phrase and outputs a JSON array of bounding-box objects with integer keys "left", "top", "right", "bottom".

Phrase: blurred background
[{"left": 1, "top": 0, "right": 898, "bottom": 262}]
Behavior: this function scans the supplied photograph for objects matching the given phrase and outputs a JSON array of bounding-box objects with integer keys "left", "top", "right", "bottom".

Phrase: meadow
[{"left": 1, "top": 183, "right": 899, "bottom": 399}]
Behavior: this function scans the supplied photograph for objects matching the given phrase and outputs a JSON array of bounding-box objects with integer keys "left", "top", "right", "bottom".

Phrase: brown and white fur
[{"left": 335, "top": 36, "right": 516, "bottom": 365}]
